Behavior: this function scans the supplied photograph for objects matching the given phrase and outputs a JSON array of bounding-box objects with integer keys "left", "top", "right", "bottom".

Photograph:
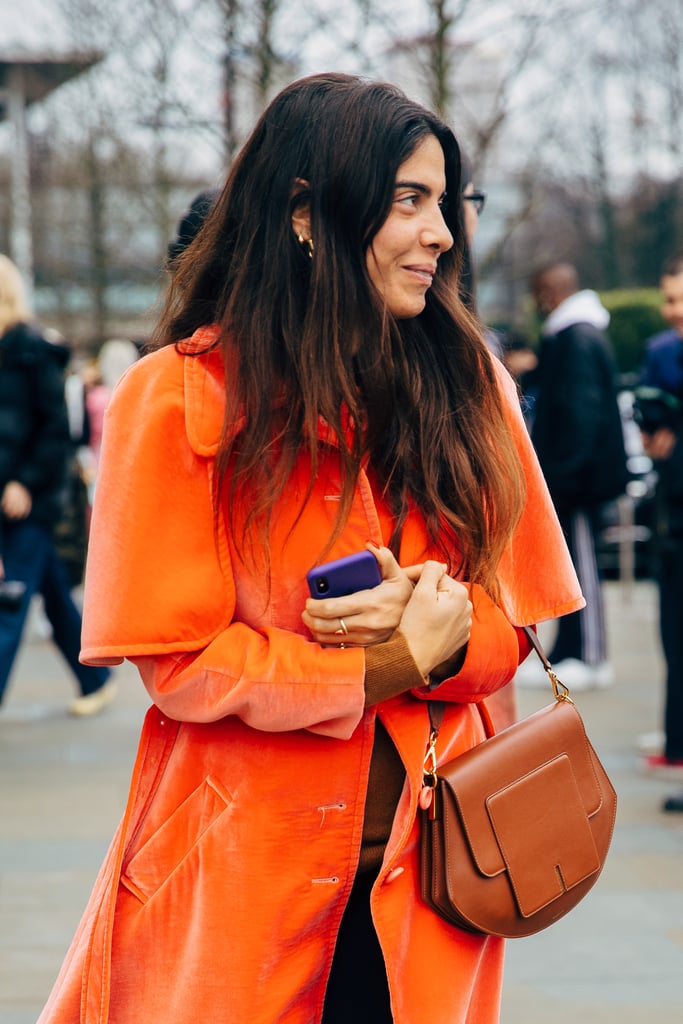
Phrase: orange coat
[{"left": 39, "top": 329, "right": 583, "bottom": 1024}]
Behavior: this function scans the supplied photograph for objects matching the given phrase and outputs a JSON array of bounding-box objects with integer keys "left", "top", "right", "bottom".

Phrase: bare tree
[
  {"left": 217, "top": 0, "right": 240, "bottom": 160},
  {"left": 30, "top": 0, "right": 223, "bottom": 340},
  {"left": 214, "top": 0, "right": 292, "bottom": 158},
  {"left": 7, "top": 0, "right": 683, "bottom": 335},
  {"left": 422, "top": 0, "right": 473, "bottom": 117}
]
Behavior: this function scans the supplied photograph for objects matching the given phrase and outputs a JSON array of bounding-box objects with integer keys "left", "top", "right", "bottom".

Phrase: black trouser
[
  {"left": 659, "top": 539, "right": 683, "bottom": 760},
  {"left": 322, "top": 870, "right": 392, "bottom": 1024}
]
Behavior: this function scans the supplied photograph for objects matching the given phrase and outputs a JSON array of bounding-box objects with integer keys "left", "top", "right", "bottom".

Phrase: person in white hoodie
[{"left": 517, "top": 262, "right": 627, "bottom": 690}]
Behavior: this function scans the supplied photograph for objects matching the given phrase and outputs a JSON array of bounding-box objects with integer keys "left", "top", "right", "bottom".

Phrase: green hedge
[{"left": 600, "top": 289, "right": 667, "bottom": 376}]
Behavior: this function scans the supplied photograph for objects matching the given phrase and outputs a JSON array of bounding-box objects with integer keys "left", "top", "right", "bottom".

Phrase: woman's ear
[
  {"left": 291, "top": 178, "right": 312, "bottom": 242},
  {"left": 291, "top": 205, "right": 311, "bottom": 242}
]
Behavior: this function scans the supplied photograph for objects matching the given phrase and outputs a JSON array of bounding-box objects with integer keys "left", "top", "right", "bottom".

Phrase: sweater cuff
[{"left": 364, "top": 629, "right": 426, "bottom": 707}]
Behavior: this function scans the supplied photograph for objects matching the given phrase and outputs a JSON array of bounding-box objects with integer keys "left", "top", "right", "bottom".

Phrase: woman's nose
[{"left": 422, "top": 208, "right": 453, "bottom": 253}]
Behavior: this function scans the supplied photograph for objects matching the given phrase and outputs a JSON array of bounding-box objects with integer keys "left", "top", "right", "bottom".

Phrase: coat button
[{"left": 385, "top": 866, "right": 405, "bottom": 884}]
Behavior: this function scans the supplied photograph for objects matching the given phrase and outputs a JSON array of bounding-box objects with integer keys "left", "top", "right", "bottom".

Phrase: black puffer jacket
[
  {"left": 0, "top": 321, "right": 70, "bottom": 531},
  {"left": 530, "top": 321, "right": 628, "bottom": 510}
]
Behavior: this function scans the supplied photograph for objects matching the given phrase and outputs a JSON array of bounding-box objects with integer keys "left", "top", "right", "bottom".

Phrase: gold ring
[{"left": 339, "top": 617, "right": 349, "bottom": 635}]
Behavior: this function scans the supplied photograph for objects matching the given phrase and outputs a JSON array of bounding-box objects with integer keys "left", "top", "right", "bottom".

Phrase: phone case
[{"left": 307, "top": 550, "right": 382, "bottom": 599}]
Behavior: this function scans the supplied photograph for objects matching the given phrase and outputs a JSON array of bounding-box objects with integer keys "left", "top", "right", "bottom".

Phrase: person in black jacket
[
  {"left": 517, "top": 261, "right": 627, "bottom": 691},
  {"left": 635, "top": 254, "right": 683, "bottom": 790},
  {"left": 637, "top": 389, "right": 683, "bottom": 791},
  {"left": 0, "top": 254, "right": 114, "bottom": 713}
]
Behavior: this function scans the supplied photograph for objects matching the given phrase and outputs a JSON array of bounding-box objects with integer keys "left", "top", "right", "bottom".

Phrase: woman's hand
[
  {"left": 302, "top": 544, "right": 416, "bottom": 647},
  {"left": 398, "top": 561, "right": 472, "bottom": 679},
  {"left": 1, "top": 481, "right": 32, "bottom": 520}
]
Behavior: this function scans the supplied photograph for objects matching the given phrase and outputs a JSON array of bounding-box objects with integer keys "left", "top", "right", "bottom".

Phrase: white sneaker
[
  {"left": 551, "top": 659, "right": 614, "bottom": 692},
  {"left": 69, "top": 680, "right": 118, "bottom": 717},
  {"left": 636, "top": 730, "right": 665, "bottom": 754}
]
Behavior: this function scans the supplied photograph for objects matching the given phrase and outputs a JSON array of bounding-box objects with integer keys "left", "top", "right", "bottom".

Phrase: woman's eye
[{"left": 396, "top": 192, "right": 420, "bottom": 207}]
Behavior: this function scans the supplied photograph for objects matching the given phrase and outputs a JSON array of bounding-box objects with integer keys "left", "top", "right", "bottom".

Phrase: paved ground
[{"left": 1, "top": 581, "right": 682, "bottom": 1023}]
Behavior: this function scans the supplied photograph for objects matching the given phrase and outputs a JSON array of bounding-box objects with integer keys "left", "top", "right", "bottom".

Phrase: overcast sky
[
  {"left": 0, "top": 1, "right": 72, "bottom": 51},
  {"left": 2, "top": 2, "right": 679, "bottom": 191}
]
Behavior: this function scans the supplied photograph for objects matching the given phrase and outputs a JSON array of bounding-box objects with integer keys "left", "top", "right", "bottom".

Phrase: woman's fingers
[
  {"left": 399, "top": 562, "right": 472, "bottom": 677},
  {"left": 302, "top": 546, "right": 416, "bottom": 647}
]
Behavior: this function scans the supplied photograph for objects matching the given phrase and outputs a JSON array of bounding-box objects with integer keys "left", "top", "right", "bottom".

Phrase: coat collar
[{"left": 181, "top": 326, "right": 352, "bottom": 456}]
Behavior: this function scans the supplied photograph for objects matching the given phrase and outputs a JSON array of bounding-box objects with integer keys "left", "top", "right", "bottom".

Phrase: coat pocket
[{"left": 121, "top": 775, "right": 232, "bottom": 903}]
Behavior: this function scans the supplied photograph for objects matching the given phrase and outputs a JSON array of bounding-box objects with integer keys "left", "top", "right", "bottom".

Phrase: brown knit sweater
[{"left": 358, "top": 630, "right": 426, "bottom": 874}]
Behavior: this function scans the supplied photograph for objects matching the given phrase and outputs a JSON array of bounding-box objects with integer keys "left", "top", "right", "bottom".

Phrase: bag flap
[
  {"left": 486, "top": 754, "right": 601, "bottom": 915},
  {"left": 438, "top": 700, "right": 603, "bottom": 878}
]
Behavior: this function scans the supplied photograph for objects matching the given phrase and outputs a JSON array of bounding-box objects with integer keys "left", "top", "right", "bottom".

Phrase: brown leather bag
[{"left": 420, "top": 627, "right": 617, "bottom": 938}]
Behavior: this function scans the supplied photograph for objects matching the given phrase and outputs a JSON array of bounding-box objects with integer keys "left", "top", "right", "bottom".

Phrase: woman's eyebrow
[
  {"left": 394, "top": 180, "right": 447, "bottom": 200},
  {"left": 394, "top": 180, "right": 430, "bottom": 194}
]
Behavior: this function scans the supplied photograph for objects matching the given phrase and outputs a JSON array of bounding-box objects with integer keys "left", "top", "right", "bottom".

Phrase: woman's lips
[{"left": 404, "top": 264, "right": 436, "bottom": 285}]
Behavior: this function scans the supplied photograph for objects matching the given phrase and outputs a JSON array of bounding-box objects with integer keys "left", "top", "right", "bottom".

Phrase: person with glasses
[
  {"left": 464, "top": 189, "right": 486, "bottom": 214},
  {"left": 462, "top": 184, "right": 486, "bottom": 233},
  {"left": 459, "top": 160, "right": 517, "bottom": 735},
  {"left": 457, "top": 153, "right": 484, "bottom": 310},
  {"left": 458, "top": 158, "right": 501, "bottom": 357}
]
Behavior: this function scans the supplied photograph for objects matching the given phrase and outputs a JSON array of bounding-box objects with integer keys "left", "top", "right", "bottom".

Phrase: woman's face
[
  {"left": 366, "top": 134, "right": 453, "bottom": 319},
  {"left": 660, "top": 272, "right": 683, "bottom": 336}
]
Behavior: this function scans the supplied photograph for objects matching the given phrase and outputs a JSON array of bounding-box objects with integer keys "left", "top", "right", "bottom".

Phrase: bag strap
[
  {"left": 426, "top": 625, "right": 571, "bottom": 740},
  {"left": 522, "top": 624, "right": 553, "bottom": 672}
]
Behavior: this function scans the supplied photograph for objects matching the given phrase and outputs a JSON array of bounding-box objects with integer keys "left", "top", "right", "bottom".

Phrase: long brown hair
[{"left": 151, "top": 73, "right": 525, "bottom": 593}]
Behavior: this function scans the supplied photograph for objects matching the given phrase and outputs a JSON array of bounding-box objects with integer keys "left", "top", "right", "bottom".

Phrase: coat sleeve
[
  {"left": 80, "top": 348, "right": 366, "bottom": 740},
  {"left": 130, "top": 633, "right": 365, "bottom": 739},
  {"left": 410, "top": 584, "right": 528, "bottom": 704}
]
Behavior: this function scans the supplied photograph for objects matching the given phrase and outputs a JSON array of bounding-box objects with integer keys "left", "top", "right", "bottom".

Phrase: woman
[
  {"left": 0, "top": 254, "right": 113, "bottom": 713},
  {"left": 39, "top": 74, "right": 582, "bottom": 1024}
]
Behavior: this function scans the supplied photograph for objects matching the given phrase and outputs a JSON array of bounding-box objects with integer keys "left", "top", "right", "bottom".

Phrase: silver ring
[
  {"left": 334, "top": 617, "right": 349, "bottom": 636},
  {"left": 339, "top": 642, "right": 346, "bottom": 649}
]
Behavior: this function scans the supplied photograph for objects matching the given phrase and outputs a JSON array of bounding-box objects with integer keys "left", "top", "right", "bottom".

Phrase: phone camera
[{"left": 315, "top": 576, "right": 330, "bottom": 594}]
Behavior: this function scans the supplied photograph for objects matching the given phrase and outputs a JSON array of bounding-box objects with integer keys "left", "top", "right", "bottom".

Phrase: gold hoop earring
[{"left": 297, "top": 233, "right": 315, "bottom": 259}]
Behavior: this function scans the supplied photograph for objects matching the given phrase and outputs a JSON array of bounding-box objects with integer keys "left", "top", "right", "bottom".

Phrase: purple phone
[{"left": 307, "top": 550, "right": 382, "bottom": 599}]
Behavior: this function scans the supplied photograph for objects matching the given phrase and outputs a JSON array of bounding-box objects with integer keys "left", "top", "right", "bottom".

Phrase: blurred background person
[
  {"left": 458, "top": 159, "right": 515, "bottom": 731},
  {"left": 49, "top": 346, "right": 95, "bottom": 592},
  {"left": 458, "top": 155, "right": 504, "bottom": 359},
  {"left": 516, "top": 261, "right": 627, "bottom": 691},
  {"left": 500, "top": 330, "right": 538, "bottom": 429},
  {"left": 0, "top": 253, "right": 115, "bottom": 715},
  {"left": 634, "top": 254, "right": 683, "bottom": 792},
  {"left": 83, "top": 338, "right": 140, "bottom": 477},
  {"left": 166, "top": 188, "right": 220, "bottom": 267}
]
